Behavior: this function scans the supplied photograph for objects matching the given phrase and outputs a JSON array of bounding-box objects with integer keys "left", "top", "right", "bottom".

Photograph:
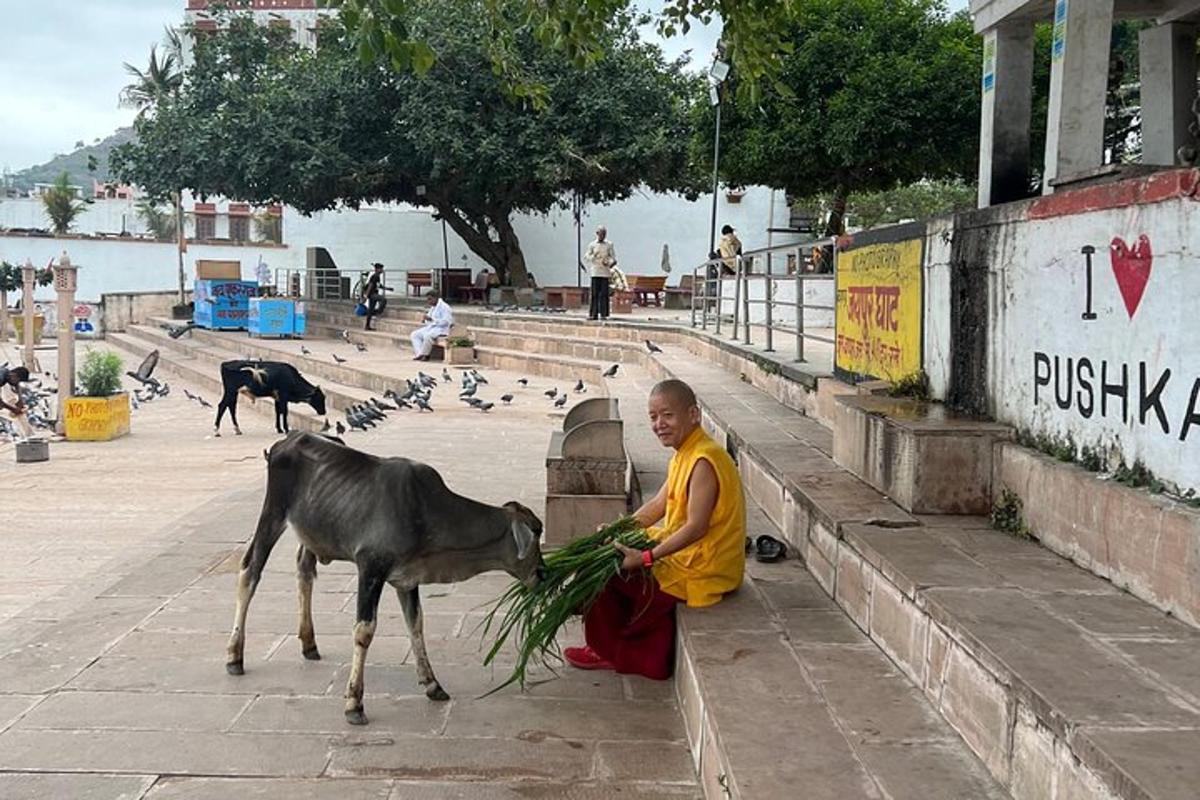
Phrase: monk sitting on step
[{"left": 565, "top": 379, "right": 746, "bottom": 679}]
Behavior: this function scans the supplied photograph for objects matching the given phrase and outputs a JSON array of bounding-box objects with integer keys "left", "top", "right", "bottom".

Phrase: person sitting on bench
[{"left": 410, "top": 291, "right": 454, "bottom": 361}]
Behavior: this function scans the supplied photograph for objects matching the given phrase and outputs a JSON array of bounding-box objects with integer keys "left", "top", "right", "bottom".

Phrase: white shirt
[
  {"left": 585, "top": 239, "right": 617, "bottom": 279},
  {"left": 423, "top": 298, "right": 454, "bottom": 333}
]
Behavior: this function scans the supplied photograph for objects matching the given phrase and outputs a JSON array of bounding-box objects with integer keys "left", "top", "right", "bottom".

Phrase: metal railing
[
  {"left": 267, "top": 267, "right": 404, "bottom": 302},
  {"left": 690, "top": 239, "right": 836, "bottom": 362}
]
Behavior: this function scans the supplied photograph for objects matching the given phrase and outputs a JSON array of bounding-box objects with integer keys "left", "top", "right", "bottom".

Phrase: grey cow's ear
[{"left": 511, "top": 518, "right": 537, "bottom": 560}]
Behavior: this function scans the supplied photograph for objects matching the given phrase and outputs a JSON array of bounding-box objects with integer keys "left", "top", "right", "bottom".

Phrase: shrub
[
  {"left": 78, "top": 350, "right": 124, "bottom": 397},
  {"left": 447, "top": 336, "right": 475, "bottom": 348},
  {"left": 991, "top": 489, "right": 1032, "bottom": 539}
]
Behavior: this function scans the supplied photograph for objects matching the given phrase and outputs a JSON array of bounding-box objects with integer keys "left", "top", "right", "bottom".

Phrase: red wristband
[{"left": 642, "top": 549, "right": 654, "bottom": 569}]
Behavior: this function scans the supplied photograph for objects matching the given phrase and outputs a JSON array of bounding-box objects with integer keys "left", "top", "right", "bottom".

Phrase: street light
[{"left": 707, "top": 49, "right": 730, "bottom": 258}]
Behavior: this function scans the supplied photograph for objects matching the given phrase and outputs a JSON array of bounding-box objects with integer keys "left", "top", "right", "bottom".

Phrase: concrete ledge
[
  {"left": 994, "top": 441, "right": 1200, "bottom": 628},
  {"left": 832, "top": 395, "right": 1012, "bottom": 515},
  {"left": 543, "top": 494, "right": 628, "bottom": 546}
]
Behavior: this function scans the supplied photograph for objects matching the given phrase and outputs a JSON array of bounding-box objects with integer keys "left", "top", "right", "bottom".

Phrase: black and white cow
[
  {"left": 225, "top": 432, "right": 545, "bottom": 724},
  {"left": 215, "top": 360, "right": 327, "bottom": 435}
]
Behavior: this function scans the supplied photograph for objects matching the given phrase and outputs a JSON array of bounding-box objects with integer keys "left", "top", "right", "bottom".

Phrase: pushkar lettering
[{"left": 1034, "top": 352, "right": 1200, "bottom": 442}]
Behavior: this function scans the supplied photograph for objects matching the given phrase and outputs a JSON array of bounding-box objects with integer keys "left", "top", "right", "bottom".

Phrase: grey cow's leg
[
  {"left": 225, "top": 494, "right": 287, "bottom": 674},
  {"left": 345, "top": 564, "right": 388, "bottom": 725},
  {"left": 397, "top": 585, "right": 449, "bottom": 702},
  {"left": 296, "top": 544, "right": 320, "bottom": 660}
]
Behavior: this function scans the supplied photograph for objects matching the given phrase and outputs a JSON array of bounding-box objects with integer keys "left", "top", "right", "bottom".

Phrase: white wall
[{"left": 983, "top": 193, "right": 1199, "bottom": 491}]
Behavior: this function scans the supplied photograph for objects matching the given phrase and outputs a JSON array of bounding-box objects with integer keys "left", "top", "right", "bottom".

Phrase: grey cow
[{"left": 225, "top": 431, "right": 545, "bottom": 724}]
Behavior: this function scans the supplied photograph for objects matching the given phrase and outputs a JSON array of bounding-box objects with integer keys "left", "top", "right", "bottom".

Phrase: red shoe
[{"left": 564, "top": 646, "right": 615, "bottom": 671}]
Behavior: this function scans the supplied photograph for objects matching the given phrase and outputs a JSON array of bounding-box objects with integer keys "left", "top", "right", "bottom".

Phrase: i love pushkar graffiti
[{"left": 1035, "top": 232, "right": 1200, "bottom": 443}]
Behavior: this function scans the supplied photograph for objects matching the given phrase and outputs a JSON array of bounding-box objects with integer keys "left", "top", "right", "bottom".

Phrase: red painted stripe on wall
[{"left": 1029, "top": 168, "right": 1200, "bottom": 220}]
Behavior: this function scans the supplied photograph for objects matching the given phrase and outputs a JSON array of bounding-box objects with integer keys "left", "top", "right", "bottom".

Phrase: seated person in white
[{"left": 411, "top": 291, "right": 454, "bottom": 361}]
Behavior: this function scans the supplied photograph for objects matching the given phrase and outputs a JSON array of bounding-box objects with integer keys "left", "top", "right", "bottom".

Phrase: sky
[{"left": 0, "top": 0, "right": 971, "bottom": 174}]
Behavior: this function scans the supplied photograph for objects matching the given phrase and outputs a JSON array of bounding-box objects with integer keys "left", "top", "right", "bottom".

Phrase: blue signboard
[
  {"left": 1052, "top": 0, "right": 1067, "bottom": 61},
  {"left": 194, "top": 280, "right": 256, "bottom": 330}
]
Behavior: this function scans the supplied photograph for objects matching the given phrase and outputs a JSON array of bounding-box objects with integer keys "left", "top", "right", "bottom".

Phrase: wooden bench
[
  {"left": 625, "top": 274, "right": 666, "bottom": 306},
  {"left": 406, "top": 270, "right": 432, "bottom": 296},
  {"left": 663, "top": 274, "right": 694, "bottom": 309}
]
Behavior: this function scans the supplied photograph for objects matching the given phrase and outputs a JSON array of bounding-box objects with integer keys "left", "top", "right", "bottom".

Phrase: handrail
[{"left": 689, "top": 238, "right": 836, "bottom": 362}]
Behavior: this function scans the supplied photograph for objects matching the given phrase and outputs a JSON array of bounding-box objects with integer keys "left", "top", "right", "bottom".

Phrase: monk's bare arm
[
  {"left": 649, "top": 458, "right": 718, "bottom": 561},
  {"left": 631, "top": 479, "right": 669, "bottom": 529}
]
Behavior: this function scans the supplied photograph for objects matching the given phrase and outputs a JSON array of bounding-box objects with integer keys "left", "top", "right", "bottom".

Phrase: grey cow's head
[{"left": 502, "top": 501, "right": 545, "bottom": 588}]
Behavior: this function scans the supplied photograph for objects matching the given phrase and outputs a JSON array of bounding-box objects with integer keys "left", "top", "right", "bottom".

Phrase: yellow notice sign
[{"left": 835, "top": 238, "right": 923, "bottom": 382}]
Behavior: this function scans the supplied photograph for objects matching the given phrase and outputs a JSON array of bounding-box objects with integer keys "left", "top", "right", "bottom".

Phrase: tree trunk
[
  {"left": 175, "top": 191, "right": 186, "bottom": 306},
  {"left": 493, "top": 215, "right": 528, "bottom": 288},
  {"left": 824, "top": 180, "right": 850, "bottom": 238},
  {"left": 435, "top": 201, "right": 529, "bottom": 287}
]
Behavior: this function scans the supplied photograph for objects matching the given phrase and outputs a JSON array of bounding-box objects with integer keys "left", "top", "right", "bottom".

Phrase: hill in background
[{"left": 5, "top": 128, "right": 135, "bottom": 192}]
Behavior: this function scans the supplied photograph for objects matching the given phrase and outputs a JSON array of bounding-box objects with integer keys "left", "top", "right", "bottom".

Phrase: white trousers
[{"left": 411, "top": 325, "right": 443, "bottom": 357}]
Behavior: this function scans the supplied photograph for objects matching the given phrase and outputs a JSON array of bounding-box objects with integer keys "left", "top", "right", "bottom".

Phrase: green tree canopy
[
  {"left": 700, "top": 0, "right": 980, "bottom": 235},
  {"left": 112, "top": 4, "right": 700, "bottom": 284},
  {"left": 41, "top": 172, "right": 87, "bottom": 235}
]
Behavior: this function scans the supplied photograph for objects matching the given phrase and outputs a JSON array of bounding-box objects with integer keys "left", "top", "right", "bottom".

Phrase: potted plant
[
  {"left": 64, "top": 350, "right": 131, "bottom": 441},
  {"left": 444, "top": 335, "right": 476, "bottom": 365}
]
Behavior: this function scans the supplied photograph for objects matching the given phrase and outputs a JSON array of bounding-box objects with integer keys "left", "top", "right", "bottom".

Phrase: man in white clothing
[
  {"left": 410, "top": 291, "right": 454, "bottom": 361},
  {"left": 585, "top": 225, "right": 617, "bottom": 321}
]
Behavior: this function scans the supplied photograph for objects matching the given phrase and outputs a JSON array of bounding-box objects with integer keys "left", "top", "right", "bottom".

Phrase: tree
[
  {"left": 41, "top": 172, "right": 86, "bottom": 235},
  {"left": 800, "top": 179, "right": 977, "bottom": 232},
  {"left": 135, "top": 198, "right": 177, "bottom": 240},
  {"left": 323, "top": 0, "right": 793, "bottom": 103},
  {"left": 700, "top": 0, "right": 980, "bottom": 236},
  {"left": 112, "top": 5, "right": 700, "bottom": 285}
]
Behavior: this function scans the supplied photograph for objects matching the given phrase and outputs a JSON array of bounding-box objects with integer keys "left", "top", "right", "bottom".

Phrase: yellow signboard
[
  {"left": 64, "top": 394, "right": 131, "bottom": 441},
  {"left": 835, "top": 238, "right": 923, "bottom": 382}
]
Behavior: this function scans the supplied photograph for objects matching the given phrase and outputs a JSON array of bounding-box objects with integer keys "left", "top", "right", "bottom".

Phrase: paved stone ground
[{"left": 0, "top": 344, "right": 699, "bottom": 799}]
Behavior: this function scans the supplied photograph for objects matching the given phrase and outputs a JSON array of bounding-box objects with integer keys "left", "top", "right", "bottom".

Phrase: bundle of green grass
[{"left": 480, "top": 516, "right": 654, "bottom": 693}]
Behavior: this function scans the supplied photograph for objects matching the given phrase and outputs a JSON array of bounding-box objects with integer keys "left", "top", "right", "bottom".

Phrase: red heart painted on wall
[{"left": 1110, "top": 234, "right": 1153, "bottom": 318}]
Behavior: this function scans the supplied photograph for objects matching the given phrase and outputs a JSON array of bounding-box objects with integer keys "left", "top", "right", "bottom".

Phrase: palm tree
[
  {"left": 121, "top": 27, "right": 188, "bottom": 305},
  {"left": 41, "top": 172, "right": 86, "bottom": 235}
]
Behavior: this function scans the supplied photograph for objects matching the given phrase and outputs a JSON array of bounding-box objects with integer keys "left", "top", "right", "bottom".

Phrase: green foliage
[
  {"left": 136, "top": 199, "right": 177, "bottom": 240},
  {"left": 753, "top": 355, "right": 781, "bottom": 375},
  {"left": 324, "top": 0, "right": 793, "bottom": 104},
  {"left": 0, "top": 262, "right": 19, "bottom": 294},
  {"left": 253, "top": 212, "right": 282, "bottom": 244},
  {"left": 1016, "top": 428, "right": 1078, "bottom": 464},
  {"left": 119, "top": 29, "right": 184, "bottom": 116},
  {"left": 78, "top": 350, "right": 124, "bottom": 397},
  {"left": 887, "top": 370, "right": 930, "bottom": 401},
  {"left": 446, "top": 335, "right": 475, "bottom": 347},
  {"left": 1112, "top": 460, "right": 1167, "bottom": 495},
  {"left": 701, "top": 0, "right": 980, "bottom": 235},
  {"left": 41, "top": 172, "right": 87, "bottom": 235},
  {"left": 112, "top": 7, "right": 699, "bottom": 286},
  {"left": 991, "top": 489, "right": 1032, "bottom": 539}
]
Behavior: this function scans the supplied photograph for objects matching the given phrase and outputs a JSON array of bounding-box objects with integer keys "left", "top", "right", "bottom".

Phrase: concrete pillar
[
  {"left": 1042, "top": 0, "right": 1115, "bottom": 191},
  {"left": 977, "top": 21, "right": 1036, "bottom": 207},
  {"left": 21, "top": 259, "right": 35, "bottom": 371},
  {"left": 53, "top": 251, "right": 78, "bottom": 434},
  {"left": 1139, "top": 22, "right": 1199, "bottom": 166}
]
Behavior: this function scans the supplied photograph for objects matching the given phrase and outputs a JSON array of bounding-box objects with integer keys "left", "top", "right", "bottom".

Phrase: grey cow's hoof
[
  {"left": 213, "top": 430, "right": 221, "bottom": 438},
  {"left": 225, "top": 660, "right": 244, "bottom": 676},
  {"left": 426, "top": 684, "right": 450, "bottom": 702},
  {"left": 302, "top": 647, "right": 321, "bottom": 661},
  {"left": 345, "top": 708, "right": 369, "bottom": 726}
]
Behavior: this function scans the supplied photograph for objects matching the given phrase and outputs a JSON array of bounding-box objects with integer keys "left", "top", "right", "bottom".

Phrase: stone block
[
  {"left": 544, "top": 494, "right": 628, "bottom": 545},
  {"left": 807, "top": 542, "right": 837, "bottom": 597},
  {"left": 0, "top": 774, "right": 156, "bottom": 800},
  {"left": 698, "top": 716, "right": 729, "bottom": 800},
  {"left": 544, "top": 458, "right": 627, "bottom": 495},
  {"left": 834, "top": 546, "right": 872, "bottom": 632},
  {"left": 674, "top": 637, "right": 704, "bottom": 761},
  {"left": 782, "top": 491, "right": 813, "bottom": 554},
  {"left": 924, "top": 623, "right": 952, "bottom": 702},
  {"left": 1009, "top": 704, "right": 1056, "bottom": 800},
  {"left": 739, "top": 454, "right": 785, "bottom": 531},
  {"left": 868, "top": 576, "right": 928, "bottom": 686},
  {"left": 811, "top": 519, "right": 840, "bottom": 565},
  {"left": 833, "top": 395, "right": 1009, "bottom": 515},
  {"left": 936, "top": 644, "right": 1012, "bottom": 784}
]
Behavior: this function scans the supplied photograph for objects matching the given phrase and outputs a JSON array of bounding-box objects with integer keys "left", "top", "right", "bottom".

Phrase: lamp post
[{"left": 707, "top": 50, "right": 730, "bottom": 257}]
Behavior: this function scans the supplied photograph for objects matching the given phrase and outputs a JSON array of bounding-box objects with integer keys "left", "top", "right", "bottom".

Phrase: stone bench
[{"left": 544, "top": 397, "right": 629, "bottom": 544}]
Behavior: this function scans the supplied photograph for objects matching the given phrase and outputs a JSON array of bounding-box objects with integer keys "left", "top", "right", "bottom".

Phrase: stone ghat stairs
[{"left": 308, "top": 301, "right": 1200, "bottom": 800}]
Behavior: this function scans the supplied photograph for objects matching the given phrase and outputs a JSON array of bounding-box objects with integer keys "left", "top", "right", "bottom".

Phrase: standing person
[
  {"left": 361, "top": 263, "right": 392, "bottom": 331},
  {"left": 717, "top": 224, "right": 742, "bottom": 275},
  {"left": 0, "top": 366, "right": 34, "bottom": 439},
  {"left": 564, "top": 379, "right": 746, "bottom": 679},
  {"left": 585, "top": 225, "right": 617, "bottom": 321},
  {"left": 410, "top": 291, "right": 454, "bottom": 361}
]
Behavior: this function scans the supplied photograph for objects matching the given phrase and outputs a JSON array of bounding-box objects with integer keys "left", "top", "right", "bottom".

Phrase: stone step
[
  {"left": 473, "top": 344, "right": 608, "bottom": 390},
  {"left": 643, "top": 344, "right": 1200, "bottom": 800}
]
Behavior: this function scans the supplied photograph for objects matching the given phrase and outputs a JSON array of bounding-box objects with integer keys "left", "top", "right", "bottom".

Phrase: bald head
[
  {"left": 650, "top": 379, "right": 697, "bottom": 410},
  {"left": 648, "top": 379, "right": 700, "bottom": 449}
]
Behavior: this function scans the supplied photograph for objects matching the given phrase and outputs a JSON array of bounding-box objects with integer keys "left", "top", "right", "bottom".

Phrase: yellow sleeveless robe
[{"left": 650, "top": 427, "right": 746, "bottom": 607}]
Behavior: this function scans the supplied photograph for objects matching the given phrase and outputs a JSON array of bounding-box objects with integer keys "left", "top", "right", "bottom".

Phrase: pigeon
[
  {"left": 126, "top": 349, "right": 161, "bottom": 389},
  {"left": 517, "top": 378, "right": 529, "bottom": 387},
  {"left": 332, "top": 354, "right": 347, "bottom": 364},
  {"left": 477, "top": 402, "right": 495, "bottom": 412},
  {"left": 500, "top": 394, "right": 513, "bottom": 404},
  {"left": 184, "top": 389, "right": 197, "bottom": 402},
  {"left": 471, "top": 370, "right": 488, "bottom": 385},
  {"left": 442, "top": 368, "right": 452, "bottom": 383},
  {"left": 155, "top": 383, "right": 171, "bottom": 398},
  {"left": 371, "top": 397, "right": 396, "bottom": 411},
  {"left": 384, "top": 388, "right": 399, "bottom": 401},
  {"left": 340, "top": 329, "right": 351, "bottom": 343},
  {"left": 645, "top": 339, "right": 663, "bottom": 354},
  {"left": 336, "top": 421, "right": 346, "bottom": 436},
  {"left": 197, "top": 396, "right": 212, "bottom": 408},
  {"left": 301, "top": 345, "right": 312, "bottom": 355},
  {"left": 355, "top": 342, "right": 368, "bottom": 353},
  {"left": 321, "top": 419, "right": 331, "bottom": 433},
  {"left": 554, "top": 394, "right": 567, "bottom": 408},
  {"left": 130, "top": 393, "right": 139, "bottom": 411},
  {"left": 462, "top": 397, "right": 483, "bottom": 407},
  {"left": 544, "top": 388, "right": 557, "bottom": 398},
  {"left": 347, "top": 414, "right": 370, "bottom": 431},
  {"left": 459, "top": 384, "right": 478, "bottom": 398},
  {"left": 602, "top": 364, "right": 619, "bottom": 378},
  {"left": 167, "top": 322, "right": 196, "bottom": 340},
  {"left": 396, "top": 398, "right": 413, "bottom": 410},
  {"left": 415, "top": 396, "right": 433, "bottom": 412},
  {"left": 574, "top": 379, "right": 585, "bottom": 393}
]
